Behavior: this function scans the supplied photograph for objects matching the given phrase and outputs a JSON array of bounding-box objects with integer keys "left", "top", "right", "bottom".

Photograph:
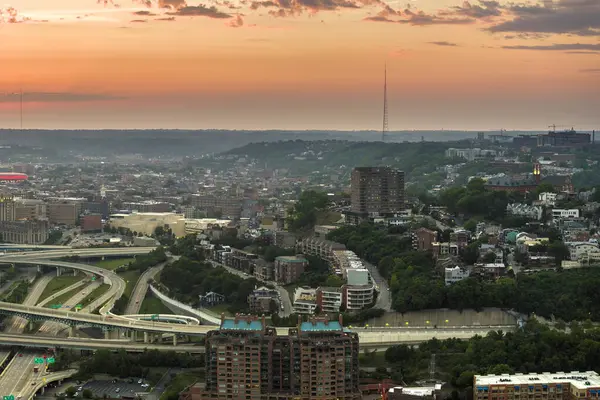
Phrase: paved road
[
  {"left": 124, "top": 260, "right": 170, "bottom": 315},
  {"left": 37, "top": 281, "right": 101, "bottom": 336},
  {"left": 0, "top": 350, "right": 40, "bottom": 398},
  {"left": 6, "top": 274, "right": 54, "bottom": 333},
  {"left": 362, "top": 260, "right": 391, "bottom": 311},
  {"left": 36, "top": 278, "right": 87, "bottom": 307}
]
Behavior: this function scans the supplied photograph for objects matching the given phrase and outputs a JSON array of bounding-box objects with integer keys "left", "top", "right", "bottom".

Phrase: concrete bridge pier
[
  {"left": 56, "top": 267, "right": 63, "bottom": 276},
  {"left": 41, "top": 386, "right": 45, "bottom": 395},
  {"left": 37, "top": 265, "right": 42, "bottom": 273},
  {"left": 69, "top": 326, "right": 76, "bottom": 337},
  {"left": 130, "top": 331, "right": 136, "bottom": 341},
  {"left": 143, "top": 332, "right": 149, "bottom": 343},
  {"left": 173, "top": 335, "right": 177, "bottom": 346}
]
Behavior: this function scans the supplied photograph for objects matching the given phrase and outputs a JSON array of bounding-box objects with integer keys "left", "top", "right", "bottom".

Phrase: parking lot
[{"left": 71, "top": 379, "right": 151, "bottom": 398}]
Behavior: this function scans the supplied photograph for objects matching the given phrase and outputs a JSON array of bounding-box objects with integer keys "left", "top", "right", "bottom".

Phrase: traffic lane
[
  {"left": 362, "top": 260, "right": 391, "bottom": 311},
  {"left": 38, "top": 281, "right": 101, "bottom": 335},
  {"left": 1, "top": 353, "right": 35, "bottom": 397}
]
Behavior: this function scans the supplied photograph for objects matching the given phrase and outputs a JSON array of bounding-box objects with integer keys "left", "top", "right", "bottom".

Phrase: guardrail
[
  {"left": 26, "top": 369, "right": 78, "bottom": 400},
  {"left": 148, "top": 285, "right": 220, "bottom": 325}
]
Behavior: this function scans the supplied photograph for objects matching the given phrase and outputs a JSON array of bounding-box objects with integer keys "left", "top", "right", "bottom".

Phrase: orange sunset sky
[{"left": 0, "top": 0, "right": 599, "bottom": 130}]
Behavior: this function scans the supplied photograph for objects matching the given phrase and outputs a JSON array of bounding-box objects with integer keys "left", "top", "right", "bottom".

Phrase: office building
[
  {"left": 194, "top": 314, "right": 361, "bottom": 400},
  {"left": 0, "top": 220, "right": 49, "bottom": 244},
  {"left": 122, "top": 201, "right": 170, "bottom": 213},
  {"left": 474, "top": 371, "right": 600, "bottom": 400},
  {"left": 81, "top": 214, "right": 103, "bottom": 232},
  {"left": 15, "top": 199, "right": 47, "bottom": 221},
  {"left": 348, "top": 167, "right": 404, "bottom": 223},
  {"left": 47, "top": 201, "right": 82, "bottom": 226},
  {"left": 0, "top": 196, "right": 16, "bottom": 222}
]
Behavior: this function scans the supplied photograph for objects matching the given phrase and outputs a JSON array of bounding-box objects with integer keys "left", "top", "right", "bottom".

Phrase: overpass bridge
[
  {"left": 0, "top": 248, "right": 157, "bottom": 314},
  {"left": 0, "top": 300, "right": 515, "bottom": 345},
  {"left": 0, "top": 244, "right": 70, "bottom": 251}
]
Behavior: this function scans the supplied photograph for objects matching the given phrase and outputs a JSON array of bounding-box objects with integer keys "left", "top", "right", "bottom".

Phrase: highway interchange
[{"left": 0, "top": 244, "right": 517, "bottom": 400}]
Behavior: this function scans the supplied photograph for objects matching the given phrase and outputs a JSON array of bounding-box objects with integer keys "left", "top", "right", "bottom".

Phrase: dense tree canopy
[
  {"left": 437, "top": 178, "right": 525, "bottom": 222},
  {"left": 385, "top": 320, "right": 600, "bottom": 388},
  {"left": 286, "top": 190, "right": 331, "bottom": 232},
  {"left": 329, "top": 224, "right": 600, "bottom": 321},
  {"left": 159, "top": 257, "right": 258, "bottom": 312}
]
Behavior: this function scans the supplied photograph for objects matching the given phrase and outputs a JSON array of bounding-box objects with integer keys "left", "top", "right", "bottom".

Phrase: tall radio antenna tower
[{"left": 382, "top": 64, "right": 388, "bottom": 142}]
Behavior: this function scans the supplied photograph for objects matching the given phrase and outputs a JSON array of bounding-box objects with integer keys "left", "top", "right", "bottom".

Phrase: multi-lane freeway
[
  {"left": 0, "top": 350, "right": 48, "bottom": 400},
  {"left": 6, "top": 274, "right": 54, "bottom": 334},
  {"left": 37, "top": 280, "right": 102, "bottom": 336}
]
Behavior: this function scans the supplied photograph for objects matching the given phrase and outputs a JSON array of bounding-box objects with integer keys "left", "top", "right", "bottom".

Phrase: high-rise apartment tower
[
  {"left": 350, "top": 167, "right": 405, "bottom": 218},
  {"left": 193, "top": 314, "right": 361, "bottom": 400}
]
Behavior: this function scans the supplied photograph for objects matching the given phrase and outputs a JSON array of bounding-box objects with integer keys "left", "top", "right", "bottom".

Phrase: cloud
[
  {"left": 580, "top": 68, "right": 600, "bottom": 72},
  {"left": 168, "top": 5, "right": 232, "bottom": 18},
  {"left": 133, "top": 10, "right": 157, "bottom": 15},
  {"left": 0, "top": 92, "right": 125, "bottom": 103},
  {"left": 130, "top": 18, "right": 148, "bottom": 21},
  {"left": 429, "top": 41, "right": 460, "bottom": 46},
  {"left": 250, "top": 0, "right": 384, "bottom": 17},
  {"left": 365, "top": 8, "right": 475, "bottom": 25},
  {"left": 502, "top": 42, "right": 600, "bottom": 51},
  {"left": 487, "top": 0, "right": 600, "bottom": 38},
  {"left": 227, "top": 14, "right": 244, "bottom": 26},
  {"left": 159, "top": 0, "right": 187, "bottom": 8},
  {"left": 155, "top": 16, "right": 176, "bottom": 20},
  {"left": 0, "top": 6, "right": 28, "bottom": 23},
  {"left": 445, "top": 0, "right": 503, "bottom": 19},
  {"left": 566, "top": 51, "right": 600, "bottom": 54}
]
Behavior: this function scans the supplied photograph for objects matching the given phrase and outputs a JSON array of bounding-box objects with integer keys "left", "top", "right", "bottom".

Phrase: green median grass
[
  {"left": 38, "top": 274, "right": 84, "bottom": 303},
  {"left": 78, "top": 284, "right": 111, "bottom": 310},
  {"left": 118, "top": 270, "right": 141, "bottom": 299},
  {"left": 139, "top": 295, "right": 173, "bottom": 315},
  {"left": 44, "top": 286, "right": 85, "bottom": 308},
  {"left": 94, "top": 257, "right": 135, "bottom": 271}
]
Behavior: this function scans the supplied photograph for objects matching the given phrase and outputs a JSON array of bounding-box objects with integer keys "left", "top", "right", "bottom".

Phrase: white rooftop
[{"left": 475, "top": 371, "right": 600, "bottom": 390}]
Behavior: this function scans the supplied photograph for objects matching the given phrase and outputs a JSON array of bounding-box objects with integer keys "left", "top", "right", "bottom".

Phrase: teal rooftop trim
[
  {"left": 300, "top": 321, "right": 342, "bottom": 332},
  {"left": 221, "top": 319, "right": 263, "bottom": 331}
]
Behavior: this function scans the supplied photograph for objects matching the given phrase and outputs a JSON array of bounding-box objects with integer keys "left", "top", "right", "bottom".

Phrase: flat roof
[
  {"left": 475, "top": 371, "right": 600, "bottom": 390},
  {"left": 220, "top": 319, "right": 263, "bottom": 331},
  {"left": 299, "top": 320, "right": 342, "bottom": 333}
]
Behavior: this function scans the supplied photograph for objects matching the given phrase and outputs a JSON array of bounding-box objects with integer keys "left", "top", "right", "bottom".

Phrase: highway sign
[
  {"left": 151, "top": 314, "right": 158, "bottom": 320},
  {"left": 49, "top": 304, "right": 61, "bottom": 309},
  {"left": 4, "top": 395, "right": 15, "bottom": 400},
  {"left": 47, "top": 357, "right": 55, "bottom": 364},
  {"left": 34, "top": 357, "right": 44, "bottom": 364},
  {"left": 76, "top": 304, "right": 82, "bottom": 309},
  {"left": 91, "top": 276, "right": 96, "bottom": 281}
]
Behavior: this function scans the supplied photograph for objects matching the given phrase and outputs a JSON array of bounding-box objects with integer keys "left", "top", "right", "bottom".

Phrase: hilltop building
[
  {"left": 346, "top": 167, "right": 405, "bottom": 224},
  {"left": 484, "top": 163, "right": 573, "bottom": 194}
]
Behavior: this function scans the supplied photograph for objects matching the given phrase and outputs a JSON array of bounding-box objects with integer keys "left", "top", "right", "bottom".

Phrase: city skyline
[{"left": 1, "top": 0, "right": 599, "bottom": 130}]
